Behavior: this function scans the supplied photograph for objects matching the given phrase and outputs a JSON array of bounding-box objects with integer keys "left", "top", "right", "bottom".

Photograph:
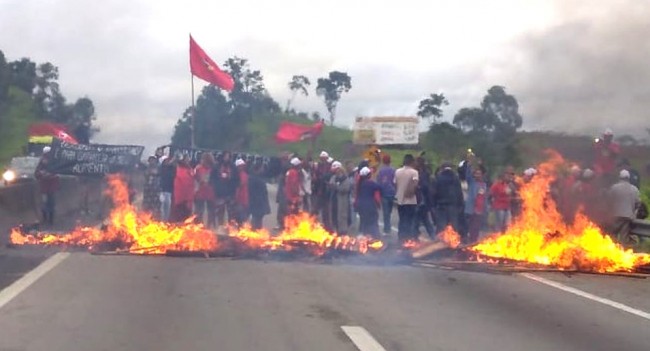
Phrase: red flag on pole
[
  {"left": 275, "top": 120, "right": 324, "bottom": 144},
  {"left": 189, "top": 35, "right": 234, "bottom": 91},
  {"left": 28, "top": 122, "right": 78, "bottom": 144}
]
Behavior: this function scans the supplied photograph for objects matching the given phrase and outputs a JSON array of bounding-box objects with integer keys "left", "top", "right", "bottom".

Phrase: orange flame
[
  {"left": 437, "top": 225, "right": 461, "bottom": 249},
  {"left": 10, "top": 175, "right": 383, "bottom": 256},
  {"left": 471, "top": 151, "right": 650, "bottom": 272}
]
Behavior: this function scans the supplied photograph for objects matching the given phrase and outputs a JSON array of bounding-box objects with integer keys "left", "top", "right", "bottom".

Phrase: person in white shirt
[
  {"left": 394, "top": 154, "right": 419, "bottom": 242},
  {"left": 608, "top": 169, "right": 641, "bottom": 243}
]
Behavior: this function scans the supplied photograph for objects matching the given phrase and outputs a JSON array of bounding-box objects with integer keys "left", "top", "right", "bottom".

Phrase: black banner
[{"left": 49, "top": 139, "right": 145, "bottom": 176}]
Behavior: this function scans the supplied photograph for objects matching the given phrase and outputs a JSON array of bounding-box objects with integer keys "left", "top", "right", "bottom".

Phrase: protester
[
  {"left": 301, "top": 159, "right": 313, "bottom": 213},
  {"left": 489, "top": 171, "right": 514, "bottom": 232},
  {"left": 395, "top": 154, "right": 420, "bottom": 242},
  {"left": 248, "top": 163, "right": 271, "bottom": 230},
  {"left": 158, "top": 155, "right": 175, "bottom": 222},
  {"left": 284, "top": 157, "right": 303, "bottom": 218},
  {"left": 172, "top": 155, "right": 194, "bottom": 222},
  {"left": 275, "top": 153, "right": 291, "bottom": 230},
  {"left": 34, "top": 146, "right": 59, "bottom": 226},
  {"left": 377, "top": 154, "right": 396, "bottom": 235},
  {"left": 415, "top": 157, "right": 435, "bottom": 238},
  {"left": 355, "top": 166, "right": 381, "bottom": 238},
  {"left": 431, "top": 162, "right": 464, "bottom": 235},
  {"left": 593, "top": 129, "right": 620, "bottom": 184},
  {"left": 211, "top": 151, "right": 239, "bottom": 228},
  {"left": 608, "top": 169, "right": 641, "bottom": 243},
  {"left": 329, "top": 161, "right": 353, "bottom": 234},
  {"left": 142, "top": 156, "right": 161, "bottom": 218},
  {"left": 463, "top": 159, "right": 488, "bottom": 244},
  {"left": 234, "top": 158, "right": 250, "bottom": 225},
  {"left": 313, "top": 152, "right": 333, "bottom": 229},
  {"left": 194, "top": 152, "right": 216, "bottom": 227},
  {"left": 619, "top": 159, "right": 641, "bottom": 189}
]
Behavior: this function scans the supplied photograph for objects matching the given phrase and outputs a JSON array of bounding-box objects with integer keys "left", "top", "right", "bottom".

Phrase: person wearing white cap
[
  {"left": 42, "top": 146, "right": 51, "bottom": 154},
  {"left": 328, "top": 160, "right": 353, "bottom": 234},
  {"left": 356, "top": 166, "right": 381, "bottom": 238},
  {"left": 319, "top": 151, "right": 329, "bottom": 159},
  {"left": 608, "top": 169, "right": 641, "bottom": 243},
  {"left": 522, "top": 168, "right": 537, "bottom": 182},
  {"left": 282, "top": 157, "right": 303, "bottom": 219},
  {"left": 593, "top": 127, "right": 620, "bottom": 177}
]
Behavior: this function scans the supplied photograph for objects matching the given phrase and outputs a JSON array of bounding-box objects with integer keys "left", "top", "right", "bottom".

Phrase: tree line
[{"left": 0, "top": 50, "right": 97, "bottom": 145}]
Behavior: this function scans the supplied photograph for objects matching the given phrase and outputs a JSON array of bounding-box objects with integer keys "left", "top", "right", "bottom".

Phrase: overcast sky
[{"left": 1, "top": 0, "right": 648, "bottom": 154}]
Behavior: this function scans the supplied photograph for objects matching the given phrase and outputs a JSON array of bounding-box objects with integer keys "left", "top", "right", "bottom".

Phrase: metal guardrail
[{"left": 630, "top": 219, "right": 650, "bottom": 238}]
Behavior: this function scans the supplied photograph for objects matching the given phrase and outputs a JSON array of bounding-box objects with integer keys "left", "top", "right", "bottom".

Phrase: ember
[
  {"left": 10, "top": 175, "right": 383, "bottom": 257},
  {"left": 470, "top": 151, "right": 650, "bottom": 272}
]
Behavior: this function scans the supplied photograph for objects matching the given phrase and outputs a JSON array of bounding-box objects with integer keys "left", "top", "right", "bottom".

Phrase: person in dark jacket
[
  {"left": 159, "top": 155, "right": 175, "bottom": 222},
  {"left": 248, "top": 163, "right": 271, "bottom": 230},
  {"left": 414, "top": 157, "right": 435, "bottom": 238},
  {"left": 432, "top": 162, "right": 464, "bottom": 234},
  {"left": 34, "top": 146, "right": 59, "bottom": 226},
  {"left": 211, "top": 151, "right": 240, "bottom": 228},
  {"left": 356, "top": 167, "right": 381, "bottom": 238},
  {"left": 142, "top": 156, "right": 161, "bottom": 218}
]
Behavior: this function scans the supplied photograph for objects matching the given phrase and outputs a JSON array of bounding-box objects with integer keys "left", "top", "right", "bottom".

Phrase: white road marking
[
  {"left": 341, "top": 326, "right": 387, "bottom": 351},
  {"left": 0, "top": 252, "right": 70, "bottom": 310},
  {"left": 521, "top": 273, "right": 650, "bottom": 321}
]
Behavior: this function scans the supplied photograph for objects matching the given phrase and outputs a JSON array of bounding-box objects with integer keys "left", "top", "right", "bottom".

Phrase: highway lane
[
  {"left": 0, "top": 253, "right": 650, "bottom": 351},
  {"left": 1, "top": 186, "right": 650, "bottom": 350}
]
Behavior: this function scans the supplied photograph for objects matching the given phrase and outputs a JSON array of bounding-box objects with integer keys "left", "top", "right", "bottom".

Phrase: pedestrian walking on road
[{"left": 395, "top": 154, "right": 419, "bottom": 242}]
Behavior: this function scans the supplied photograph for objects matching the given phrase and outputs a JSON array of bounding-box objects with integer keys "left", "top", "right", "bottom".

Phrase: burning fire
[
  {"left": 10, "top": 175, "right": 383, "bottom": 256},
  {"left": 437, "top": 225, "right": 461, "bottom": 249},
  {"left": 471, "top": 151, "right": 650, "bottom": 272}
]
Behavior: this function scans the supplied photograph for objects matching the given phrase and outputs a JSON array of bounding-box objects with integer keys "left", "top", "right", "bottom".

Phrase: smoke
[{"left": 507, "top": 1, "right": 650, "bottom": 140}]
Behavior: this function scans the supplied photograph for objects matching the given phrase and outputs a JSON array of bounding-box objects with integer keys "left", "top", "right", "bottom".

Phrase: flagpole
[{"left": 191, "top": 73, "right": 196, "bottom": 148}]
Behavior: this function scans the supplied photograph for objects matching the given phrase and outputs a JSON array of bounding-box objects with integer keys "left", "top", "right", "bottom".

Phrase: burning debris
[
  {"left": 9, "top": 151, "right": 650, "bottom": 274},
  {"left": 10, "top": 175, "right": 384, "bottom": 258}
]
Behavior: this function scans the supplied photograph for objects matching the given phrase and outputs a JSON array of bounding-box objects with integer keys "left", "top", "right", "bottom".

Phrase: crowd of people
[{"left": 34, "top": 128, "right": 645, "bottom": 245}]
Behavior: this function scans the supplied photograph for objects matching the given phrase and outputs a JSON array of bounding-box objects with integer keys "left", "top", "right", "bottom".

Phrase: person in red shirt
[
  {"left": 593, "top": 128, "right": 620, "bottom": 179},
  {"left": 172, "top": 155, "right": 195, "bottom": 223},
  {"left": 490, "top": 171, "right": 514, "bottom": 232},
  {"left": 194, "top": 152, "right": 216, "bottom": 227},
  {"left": 284, "top": 157, "right": 303, "bottom": 216},
  {"left": 234, "top": 158, "right": 249, "bottom": 225}
]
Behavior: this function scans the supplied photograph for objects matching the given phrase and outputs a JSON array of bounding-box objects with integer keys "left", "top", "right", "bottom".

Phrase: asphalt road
[{"left": 1, "top": 188, "right": 650, "bottom": 350}]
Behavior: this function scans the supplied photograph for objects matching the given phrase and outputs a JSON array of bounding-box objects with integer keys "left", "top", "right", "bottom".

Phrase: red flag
[
  {"left": 28, "top": 122, "right": 78, "bottom": 144},
  {"left": 189, "top": 35, "right": 234, "bottom": 91},
  {"left": 275, "top": 120, "right": 324, "bottom": 144}
]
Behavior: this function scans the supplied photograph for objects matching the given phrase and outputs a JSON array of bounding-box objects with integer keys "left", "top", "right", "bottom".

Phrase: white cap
[
  {"left": 583, "top": 169, "right": 595, "bottom": 178},
  {"left": 42, "top": 146, "right": 51, "bottom": 153},
  {"left": 359, "top": 167, "right": 371, "bottom": 176},
  {"left": 235, "top": 159, "right": 246, "bottom": 167},
  {"left": 619, "top": 169, "right": 630, "bottom": 179},
  {"left": 159, "top": 155, "right": 169, "bottom": 163},
  {"left": 331, "top": 161, "right": 342, "bottom": 170},
  {"left": 327, "top": 157, "right": 334, "bottom": 163},
  {"left": 604, "top": 128, "right": 614, "bottom": 136},
  {"left": 320, "top": 151, "right": 329, "bottom": 158},
  {"left": 458, "top": 160, "right": 466, "bottom": 168},
  {"left": 290, "top": 157, "right": 301, "bottom": 166},
  {"left": 524, "top": 168, "right": 537, "bottom": 176}
]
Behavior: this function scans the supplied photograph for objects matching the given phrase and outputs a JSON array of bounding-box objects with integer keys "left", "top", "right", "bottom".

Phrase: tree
[
  {"left": 417, "top": 93, "right": 449, "bottom": 124},
  {"left": 8, "top": 58, "right": 37, "bottom": 94},
  {"left": 223, "top": 56, "right": 279, "bottom": 121},
  {"left": 286, "top": 75, "right": 310, "bottom": 112},
  {"left": 480, "top": 86, "right": 522, "bottom": 136},
  {"left": 316, "top": 71, "right": 351, "bottom": 125}
]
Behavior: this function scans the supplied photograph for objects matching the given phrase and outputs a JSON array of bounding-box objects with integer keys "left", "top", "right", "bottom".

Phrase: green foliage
[
  {"left": 316, "top": 71, "right": 352, "bottom": 125},
  {"left": 453, "top": 86, "right": 522, "bottom": 138},
  {"left": 286, "top": 75, "right": 310, "bottom": 112},
  {"left": 0, "top": 87, "right": 39, "bottom": 166},
  {"left": 417, "top": 93, "right": 449, "bottom": 124}
]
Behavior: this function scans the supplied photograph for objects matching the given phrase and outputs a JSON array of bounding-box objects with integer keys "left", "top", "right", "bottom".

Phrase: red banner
[
  {"left": 275, "top": 120, "right": 324, "bottom": 144},
  {"left": 189, "top": 35, "right": 234, "bottom": 91}
]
